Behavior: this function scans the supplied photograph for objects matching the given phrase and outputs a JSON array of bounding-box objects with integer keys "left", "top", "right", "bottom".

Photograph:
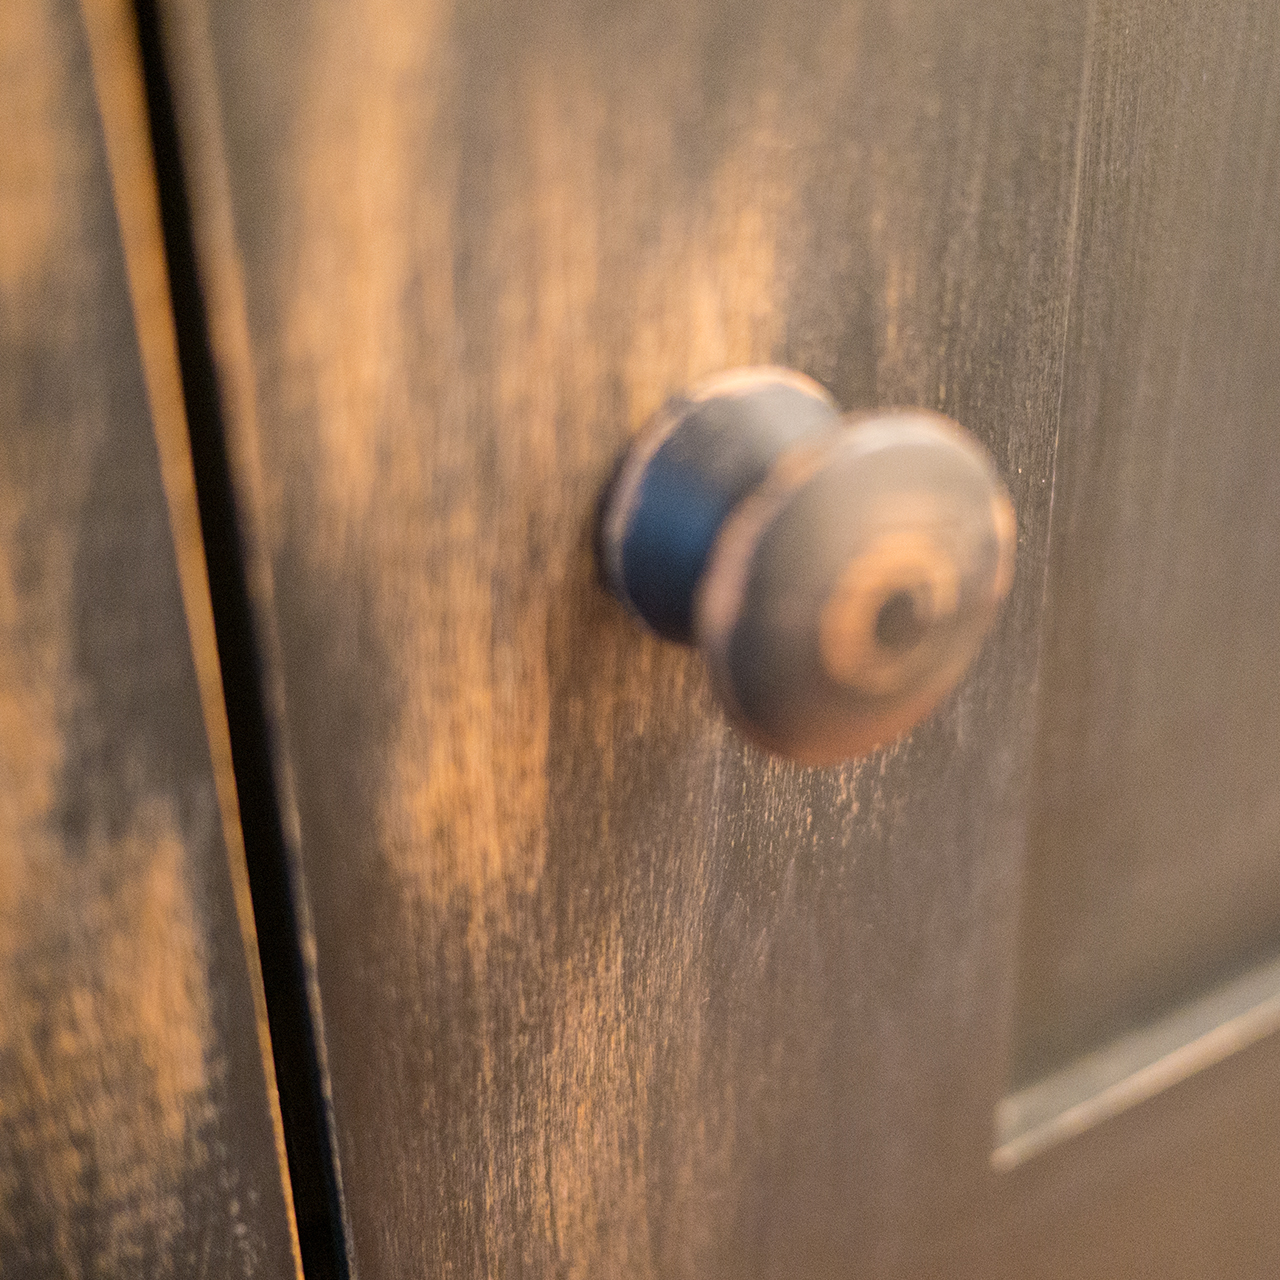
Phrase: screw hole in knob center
[{"left": 874, "top": 589, "right": 929, "bottom": 652}]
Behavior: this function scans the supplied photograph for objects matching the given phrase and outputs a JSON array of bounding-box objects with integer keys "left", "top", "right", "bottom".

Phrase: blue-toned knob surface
[{"left": 600, "top": 367, "right": 1015, "bottom": 764}]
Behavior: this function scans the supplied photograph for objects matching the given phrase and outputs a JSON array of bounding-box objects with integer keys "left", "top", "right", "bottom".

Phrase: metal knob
[{"left": 600, "top": 367, "right": 1016, "bottom": 764}]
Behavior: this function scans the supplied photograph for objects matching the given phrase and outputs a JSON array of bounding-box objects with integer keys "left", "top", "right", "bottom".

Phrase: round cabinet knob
[{"left": 600, "top": 367, "right": 1016, "bottom": 765}]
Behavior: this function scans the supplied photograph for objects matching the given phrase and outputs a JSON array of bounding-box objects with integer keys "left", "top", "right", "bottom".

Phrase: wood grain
[
  {"left": 161, "top": 1, "right": 1085, "bottom": 1273},
  {"left": 0, "top": 0, "right": 300, "bottom": 1273},
  {"left": 159, "top": 0, "right": 1280, "bottom": 1273},
  {"left": 959, "top": 1, "right": 1280, "bottom": 1273},
  {"left": 1014, "top": 0, "right": 1280, "bottom": 1084}
]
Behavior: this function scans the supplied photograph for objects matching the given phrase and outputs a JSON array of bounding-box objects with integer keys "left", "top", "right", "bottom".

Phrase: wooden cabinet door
[
  {"left": 154, "top": 0, "right": 1280, "bottom": 1274},
  {"left": 0, "top": 1, "right": 301, "bottom": 1274}
]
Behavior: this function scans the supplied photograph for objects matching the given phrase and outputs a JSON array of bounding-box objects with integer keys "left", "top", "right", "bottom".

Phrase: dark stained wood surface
[
  {"left": 159, "top": 1, "right": 1082, "bottom": 1273},
  {"left": 1014, "top": 0, "right": 1280, "bottom": 1084},
  {"left": 0, "top": 0, "right": 301, "bottom": 1273},
  {"left": 158, "top": 0, "right": 1280, "bottom": 1274},
  {"left": 967, "top": 2, "right": 1280, "bottom": 1273}
]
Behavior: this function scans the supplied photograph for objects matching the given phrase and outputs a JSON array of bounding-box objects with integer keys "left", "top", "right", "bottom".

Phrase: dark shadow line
[{"left": 129, "top": 4, "right": 350, "bottom": 1276}]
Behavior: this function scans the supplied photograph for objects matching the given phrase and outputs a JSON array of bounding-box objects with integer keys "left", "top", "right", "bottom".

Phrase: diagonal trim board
[{"left": 995, "top": 952, "right": 1280, "bottom": 1170}]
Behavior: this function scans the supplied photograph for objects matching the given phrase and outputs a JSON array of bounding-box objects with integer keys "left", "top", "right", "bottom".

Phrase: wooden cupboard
[{"left": 4, "top": 0, "right": 1280, "bottom": 1274}]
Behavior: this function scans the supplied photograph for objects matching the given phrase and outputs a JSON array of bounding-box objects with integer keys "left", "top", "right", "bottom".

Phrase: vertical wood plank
[
  {"left": 0, "top": 0, "right": 301, "bottom": 1273},
  {"left": 950, "top": 3, "right": 1280, "bottom": 1276},
  {"left": 161, "top": 0, "right": 1090, "bottom": 1273},
  {"left": 1015, "top": 0, "right": 1280, "bottom": 1082}
]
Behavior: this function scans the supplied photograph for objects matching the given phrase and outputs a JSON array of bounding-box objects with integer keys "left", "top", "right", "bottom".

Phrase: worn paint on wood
[
  {"left": 964, "top": 1, "right": 1280, "bottom": 1273},
  {"left": 159, "top": 0, "right": 1280, "bottom": 1274},
  {"left": 161, "top": 1, "right": 1081, "bottom": 1273},
  {"left": 1015, "top": 0, "right": 1280, "bottom": 1083},
  {"left": 0, "top": 0, "right": 299, "bottom": 1273}
]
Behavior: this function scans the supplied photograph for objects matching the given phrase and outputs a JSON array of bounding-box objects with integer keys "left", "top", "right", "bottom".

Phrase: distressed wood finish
[
  {"left": 160, "top": 1, "right": 1082, "bottom": 1273},
  {"left": 159, "top": 0, "right": 1280, "bottom": 1274},
  {"left": 0, "top": 0, "right": 300, "bottom": 1273},
  {"left": 964, "top": 2, "right": 1280, "bottom": 1273},
  {"left": 1015, "top": 0, "right": 1280, "bottom": 1083}
]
